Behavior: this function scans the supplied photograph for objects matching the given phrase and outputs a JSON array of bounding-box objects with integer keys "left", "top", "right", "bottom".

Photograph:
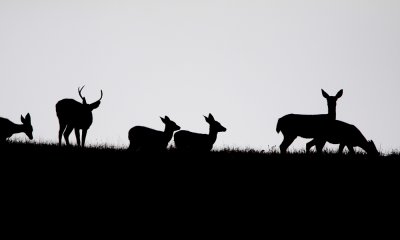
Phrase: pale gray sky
[{"left": 1, "top": 0, "right": 399, "bottom": 152}]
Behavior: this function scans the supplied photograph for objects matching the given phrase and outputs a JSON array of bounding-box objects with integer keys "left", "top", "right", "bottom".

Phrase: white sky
[{"left": 1, "top": 0, "right": 399, "bottom": 152}]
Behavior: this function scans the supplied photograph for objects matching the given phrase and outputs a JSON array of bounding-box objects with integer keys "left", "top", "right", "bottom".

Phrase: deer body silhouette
[
  {"left": 306, "top": 120, "right": 379, "bottom": 155},
  {"left": 56, "top": 86, "right": 103, "bottom": 147},
  {"left": 0, "top": 113, "right": 33, "bottom": 142},
  {"left": 128, "top": 116, "right": 180, "bottom": 152},
  {"left": 276, "top": 89, "right": 343, "bottom": 153},
  {"left": 174, "top": 113, "right": 226, "bottom": 152}
]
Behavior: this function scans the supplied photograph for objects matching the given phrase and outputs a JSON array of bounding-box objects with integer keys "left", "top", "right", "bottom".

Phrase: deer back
[
  {"left": 174, "top": 130, "right": 213, "bottom": 151},
  {"left": 129, "top": 126, "right": 166, "bottom": 143},
  {"left": 277, "top": 113, "right": 333, "bottom": 138}
]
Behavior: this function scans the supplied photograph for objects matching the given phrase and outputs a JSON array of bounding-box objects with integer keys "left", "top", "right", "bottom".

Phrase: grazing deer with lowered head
[
  {"left": 174, "top": 113, "right": 226, "bottom": 152},
  {"left": 305, "top": 120, "right": 379, "bottom": 156},
  {"left": 56, "top": 86, "right": 103, "bottom": 147},
  {"left": 276, "top": 89, "right": 343, "bottom": 153},
  {"left": 0, "top": 113, "right": 33, "bottom": 142},
  {"left": 128, "top": 116, "right": 181, "bottom": 152}
]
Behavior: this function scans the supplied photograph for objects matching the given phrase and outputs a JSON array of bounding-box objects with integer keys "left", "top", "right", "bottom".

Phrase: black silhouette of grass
[
  {"left": 2, "top": 140, "right": 398, "bottom": 162},
  {"left": 4, "top": 139, "right": 398, "bottom": 187}
]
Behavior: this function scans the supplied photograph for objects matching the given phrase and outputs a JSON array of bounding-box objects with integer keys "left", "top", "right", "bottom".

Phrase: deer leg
[
  {"left": 315, "top": 141, "right": 326, "bottom": 154},
  {"left": 82, "top": 129, "right": 87, "bottom": 148},
  {"left": 63, "top": 125, "right": 74, "bottom": 146},
  {"left": 75, "top": 129, "right": 81, "bottom": 147},
  {"left": 306, "top": 139, "right": 316, "bottom": 153},
  {"left": 58, "top": 122, "right": 67, "bottom": 146},
  {"left": 280, "top": 135, "right": 296, "bottom": 154},
  {"left": 348, "top": 146, "right": 356, "bottom": 155},
  {"left": 338, "top": 144, "right": 345, "bottom": 154}
]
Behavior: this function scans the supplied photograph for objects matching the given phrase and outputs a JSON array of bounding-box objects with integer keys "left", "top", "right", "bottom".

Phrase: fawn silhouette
[
  {"left": 174, "top": 113, "right": 226, "bottom": 152},
  {"left": 306, "top": 120, "right": 379, "bottom": 156},
  {"left": 276, "top": 89, "right": 343, "bottom": 153},
  {"left": 56, "top": 86, "right": 103, "bottom": 147},
  {"left": 128, "top": 116, "right": 180, "bottom": 152},
  {"left": 0, "top": 113, "right": 33, "bottom": 142}
]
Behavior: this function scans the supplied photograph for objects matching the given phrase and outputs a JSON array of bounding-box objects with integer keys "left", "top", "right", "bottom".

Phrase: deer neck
[
  {"left": 327, "top": 107, "right": 336, "bottom": 119},
  {"left": 163, "top": 127, "right": 174, "bottom": 141},
  {"left": 13, "top": 123, "right": 26, "bottom": 134},
  {"left": 358, "top": 135, "right": 371, "bottom": 153},
  {"left": 208, "top": 128, "right": 218, "bottom": 144}
]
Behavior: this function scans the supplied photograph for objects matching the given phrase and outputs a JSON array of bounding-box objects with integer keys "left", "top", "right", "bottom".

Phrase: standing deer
[
  {"left": 0, "top": 113, "right": 33, "bottom": 142},
  {"left": 56, "top": 86, "right": 103, "bottom": 147},
  {"left": 276, "top": 89, "right": 343, "bottom": 153},
  {"left": 305, "top": 120, "right": 379, "bottom": 156},
  {"left": 174, "top": 113, "right": 226, "bottom": 152},
  {"left": 128, "top": 116, "right": 181, "bottom": 152}
]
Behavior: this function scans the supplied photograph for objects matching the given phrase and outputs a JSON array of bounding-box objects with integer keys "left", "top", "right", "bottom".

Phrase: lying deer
[
  {"left": 128, "top": 116, "right": 180, "bottom": 152},
  {"left": 174, "top": 113, "right": 226, "bottom": 152}
]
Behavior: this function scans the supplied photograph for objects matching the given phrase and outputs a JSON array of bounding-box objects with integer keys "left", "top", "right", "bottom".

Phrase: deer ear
[
  {"left": 204, "top": 115, "right": 209, "bottom": 122},
  {"left": 321, "top": 89, "right": 329, "bottom": 98},
  {"left": 336, "top": 89, "right": 343, "bottom": 99},
  {"left": 21, "top": 115, "right": 25, "bottom": 123},
  {"left": 25, "top": 113, "right": 31, "bottom": 123},
  {"left": 90, "top": 101, "right": 100, "bottom": 110},
  {"left": 164, "top": 116, "right": 170, "bottom": 121},
  {"left": 208, "top": 113, "right": 214, "bottom": 121}
]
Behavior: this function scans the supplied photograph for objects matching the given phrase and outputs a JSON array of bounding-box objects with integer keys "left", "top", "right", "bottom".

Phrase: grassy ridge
[
  {"left": 2, "top": 141, "right": 399, "bottom": 216},
  {"left": 2, "top": 140, "right": 398, "bottom": 159},
  {"left": 2, "top": 141, "right": 398, "bottom": 178}
]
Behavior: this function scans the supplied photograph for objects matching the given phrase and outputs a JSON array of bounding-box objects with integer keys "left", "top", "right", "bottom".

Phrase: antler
[
  {"left": 78, "top": 85, "right": 85, "bottom": 101},
  {"left": 98, "top": 90, "right": 103, "bottom": 102}
]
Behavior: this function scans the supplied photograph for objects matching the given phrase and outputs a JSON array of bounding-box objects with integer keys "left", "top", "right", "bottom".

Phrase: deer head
[
  {"left": 322, "top": 89, "right": 343, "bottom": 119},
  {"left": 160, "top": 116, "right": 181, "bottom": 132},
  {"left": 204, "top": 113, "right": 226, "bottom": 133},
  {"left": 367, "top": 140, "right": 380, "bottom": 156},
  {"left": 21, "top": 113, "right": 33, "bottom": 140},
  {"left": 78, "top": 85, "right": 103, "bottom": 111}
]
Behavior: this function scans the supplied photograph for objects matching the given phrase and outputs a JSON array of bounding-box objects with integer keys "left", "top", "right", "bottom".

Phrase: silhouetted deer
[
  {"left": 276, "top": 89, "right": 343, "bottom": 153},
  {"left": 0, "top": 113, "right": 33, "bottom": 142},
  {"left": 305, "top": 120, "right": 379, "bottom": 156},
  {"left": 56, "top": 86, "right": 103, "bottom": 147},
  {"left": 128, "top": 116, "right": 181, "bottom": 152},
  {"left": 174, "top": 113, "right": 226, "bottom": 152}
]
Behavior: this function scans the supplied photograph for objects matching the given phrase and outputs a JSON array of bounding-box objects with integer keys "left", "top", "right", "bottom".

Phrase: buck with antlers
[
  {"left": 276, "top": 89, "right": 343, "bottom": 153},
  {"left": 174, "top": 113, "right": 226, "bottom": 152},
  {"left": 305, "top": 120, "right": 379, "bottom": 156},
  {"left": 56, "top": 86, "right": 103, "bottom": 147},
  {"left": 128, "top": 116, "right": 181, "bottom": 152},
  {"left": 0, "top": 113, "right": 33, "bottom": 142}
]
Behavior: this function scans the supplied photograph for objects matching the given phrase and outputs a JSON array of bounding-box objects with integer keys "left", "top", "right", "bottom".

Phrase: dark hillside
[
  {"left": 1, "top": 141, "right": 399, "bottom": 224},
  {"left": 2, "top": 141, "right": 398, "bottom": 180}
]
